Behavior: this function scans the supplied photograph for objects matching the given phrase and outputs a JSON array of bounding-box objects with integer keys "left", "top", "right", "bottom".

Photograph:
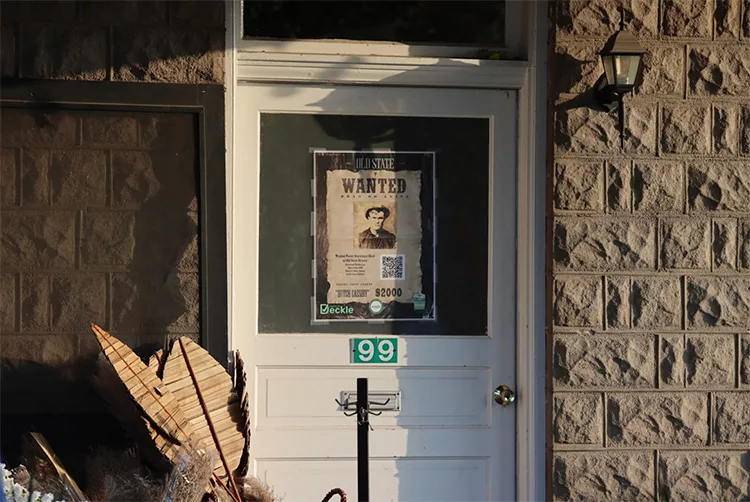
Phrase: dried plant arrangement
[{"left": 88, "top": 324, "right": 346, "bottom": 502}]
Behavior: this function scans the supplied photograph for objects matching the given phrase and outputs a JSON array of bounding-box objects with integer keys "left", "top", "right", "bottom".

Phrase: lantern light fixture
[{"left": 594, "top": 10, "right": 646, "bottom": 147}]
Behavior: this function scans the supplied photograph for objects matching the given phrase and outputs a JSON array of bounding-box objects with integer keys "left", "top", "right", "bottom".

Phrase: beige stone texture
[
  {"left": 741, "top": 335, "right": 750, "bottom": 386},
  {"left": 81, "top": 212, "right": 137, "bottom": 267},
  {"left": 659, "top": 452, "right": 750, "bottom": 500},
  {"left": 689, "top": 47, "right": 750, "bottom": 96},
  {"left": 553, "top": 277, "right": 603, "bottom": 328},
  {"left": 556, "top": 104, "right": 656, "bottom": 155},
  {"left": 554, "top": 218, "right": 655, "bottom": 271},
  {"left": 661, "top": 0, "right": 712, "bottom": 37},
  {"left": 21, "top": 149, "right": 50, "bottom": 206},
  {"left": 687, "top": 277, "right": 750, "bottom": 328},
  {"left": 632, "top": 161, "right": 684, "bottom": 213},
  {"left": 712, "top": 218, "right": 738, "bottom": 270},
  {"left": 20, "top": 24, "right": 107, "bottom": 80},
  {"left": 637, "top": 45, "right": 684, "bottom": 96},
  {"left": 714, "top": 392, "right": 750, "bottom": 443},
  {"left": 742, "top": 218, "right": 750, "bottom": 269},
  {"left": 686, "top": 334, "right": 735, "bottom": 386},
  {"left": 553, "top": 451, "right": 654, "bottom": 501},
  {"left": 554, "top": 160, "right": 604, "bottom": 212},
  {"left": 0, "top": 110, "right": 76, "bottom": 147},
  {"left": 606, "top": 161, "right": 631, "bottom": 213},
  {"left": 660, "top": 218, "right": 711, "bottom": 269},
  {"left": 605, "top": 277, "right": 630, "bottom": 328},
  {"left": 714, "top": 0, "right": 742, "bottom": 39},
  {"left": 660, "top": 334, "right": 685, "bottom": 387},
  {"left": 607, "top": 393, "right": 708, "bottom": 446},
  {"left": 1, "top": 273, "right": 16, "bottom": 332},
  {"left": 553, "top": 334, "right": 655, "bottom": 388},
  {"left": 688, "top": 162, "right": 750, "bottom": 212},
  {"left": 0, "top": 212, "right": 76, "bottom": 269},
  {"left": 661, "top": 105, "right": 711, "bottom": 154},
  {"left": 1, "top": 148, "right": 17, "bottom": 207},
  {"left": 21, "top": 274, "right": 49, "bottom": 331},
  {"left": 82, "top": 116, "right": 139, "bottom": 147},
  {"left": 50, "top": 150, "right": 107, "bottom": 207},
  {"left": 553, "top": 1, "right": 749, "bottom": 498},
  {"left": 113, "top": 28, "right": 224, "bottom": 84},
  {"left": 556, "top": 0, "right": 659, "bottom": 38},
  {"left": 713, "top": 104, "right": 740, "bottom": 155},
  {"left": 631, "top": 277, "right": 682, "bottom": 329},
  {"left": 553, "top": 393, "right": 603, "bottom": 444}
]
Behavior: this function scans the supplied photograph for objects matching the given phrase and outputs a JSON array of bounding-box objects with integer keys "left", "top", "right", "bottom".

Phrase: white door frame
[{"left": 224, "top": 2, "right": 548, "bottom": 500}]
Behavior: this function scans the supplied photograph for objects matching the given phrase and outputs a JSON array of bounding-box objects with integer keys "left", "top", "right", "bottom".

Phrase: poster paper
[{"left": 314, "top": 151, "right": 435, "bottom": 322}]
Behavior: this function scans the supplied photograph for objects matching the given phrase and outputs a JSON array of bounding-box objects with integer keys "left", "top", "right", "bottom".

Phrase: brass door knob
[{"left": 493, "top": 385, "right": 515, "bottom": 407}]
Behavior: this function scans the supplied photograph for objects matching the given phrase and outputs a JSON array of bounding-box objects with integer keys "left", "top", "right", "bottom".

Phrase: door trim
[{"left": 226, "top": 2, "right": 547, "bottom": 500}]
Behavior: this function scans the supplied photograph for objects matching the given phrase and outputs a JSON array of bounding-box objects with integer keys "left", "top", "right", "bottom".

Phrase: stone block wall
[
  {"left": 552, "top": 1, "right": 750, "bottom": 500},
  {"left": 0, "top": 1, "right": 224, "bottom": 83},
  {"left": 0, "top": 1, "right": 223, "bottom": 418},
  {"left": 0, "top": 108, "right": 200, "bottom": 411}
]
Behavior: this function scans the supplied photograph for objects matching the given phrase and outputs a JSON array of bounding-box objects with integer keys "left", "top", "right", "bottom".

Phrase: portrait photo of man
[{"left": 357, "top": 205, "right": 396, "bottom": 249}]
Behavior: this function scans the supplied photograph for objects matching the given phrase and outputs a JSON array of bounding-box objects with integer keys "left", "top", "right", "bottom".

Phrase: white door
[{"left": 232, "top": 82, "right": 518, "bottom": 501}]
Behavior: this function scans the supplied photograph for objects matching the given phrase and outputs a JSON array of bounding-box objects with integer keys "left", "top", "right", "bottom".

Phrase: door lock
[{"left": 493, "top": 385, "right": 515, "bottom": 407}]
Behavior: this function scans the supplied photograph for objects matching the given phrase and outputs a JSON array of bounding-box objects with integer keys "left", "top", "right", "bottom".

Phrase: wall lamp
[{"left": 595, "top": 15, "right": 646, "bottom": 147}]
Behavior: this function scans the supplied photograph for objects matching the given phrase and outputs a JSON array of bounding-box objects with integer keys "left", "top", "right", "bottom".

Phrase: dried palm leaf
[
  {"left": 92, "top": 357, "right": 172, "bottom": 472},
  {"left": 149, "top": 348, "right": 166, "bottom": 378},
  {"left": 162, "top": 337, "right": 244, "bottom": 501},
  {"left": 233, "top": 350, "right": 251, "bottom": 478},
  {"left": 28, "top": 432, "right": 89, "bottom": 502},
  {"left": 91, "top": 324, "right": 199, "bottom": 464}
]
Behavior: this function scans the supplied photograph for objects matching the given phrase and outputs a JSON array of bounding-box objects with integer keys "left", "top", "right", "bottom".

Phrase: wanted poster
[{"left": 313, "top": 150, "right": 435, "bottom": 322}]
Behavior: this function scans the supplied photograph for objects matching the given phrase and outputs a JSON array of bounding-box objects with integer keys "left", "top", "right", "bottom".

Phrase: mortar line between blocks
[
  {"left": 75, "top": 210, "right": 82, "bottom": 270},
  {"left": 15, "top": 148, "right": 22, "bottom": 207},
  {"left": 681, "top": 275, "right": 687, "bottom": 331},
  {"left": 14, "top": 272, "right": 21, "bottom": 332},
  {"left": 601, "top": 275, "right": 607, "bottom": 331},
  {"left": 46, "top": 275, "right": 52, "bottom": 330},
  {"left": 602, "top": 391, "right": 607, "bottom": 448},
  {"left": 683, "top": 333, "right": 687, "bottom": 389},
  {"left": 708, "top": 391, "right": 713, "bottom": 446},
  {"left": 656, "top": 333, "right": 662, "bottom": 389},
  {"left": 106, "top": 272, "right": 112, "bottom": 333},
  {"left": 654, "top": 449, "right": 660, "bottom": 502},
  {"left": 735, "top": 333, "right": 740, "bottom": 389},
  {"left": 603, "top": 159, "right": 609, "bottom": 215},
  {"left": 683, "top": 44, "right": 689, "bottom": 101},
  {"left": 710, "top": 217, "right": 715, "bottom": 272}
]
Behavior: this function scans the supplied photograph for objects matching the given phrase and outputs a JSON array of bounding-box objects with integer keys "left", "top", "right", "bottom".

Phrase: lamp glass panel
[
  {"left": 613, "top": 55, "right": 641, "bottom": 86},
  {"left": 601, "top": 55, "right": 616, "bottom": 86}
]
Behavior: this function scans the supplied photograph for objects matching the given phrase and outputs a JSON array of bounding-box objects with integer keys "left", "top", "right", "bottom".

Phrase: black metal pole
[{"left": 357, "top": 377, "right": 370, "bottom": 502}]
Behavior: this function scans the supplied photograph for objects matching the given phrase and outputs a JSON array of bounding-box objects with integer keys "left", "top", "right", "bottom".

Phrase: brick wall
[
  {"left": 551, "top": 0, "right": 750, "bottom": 500},
  {"left": 0, "top": 0, "right": 223, "bottom": 425}
]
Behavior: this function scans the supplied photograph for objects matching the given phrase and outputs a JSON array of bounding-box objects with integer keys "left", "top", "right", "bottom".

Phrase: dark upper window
[{"left": 242, "top": 1, "right": 505, "bottom": 46}]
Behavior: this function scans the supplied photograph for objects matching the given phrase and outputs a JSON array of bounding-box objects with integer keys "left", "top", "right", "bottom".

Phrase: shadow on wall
[{"left": 0, "top": 0, "right": 225, "bottom": 472}]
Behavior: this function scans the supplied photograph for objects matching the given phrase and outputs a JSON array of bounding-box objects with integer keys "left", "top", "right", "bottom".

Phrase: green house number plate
[{"left": 351, "top": 337, "right": 398, "bottom": 364}]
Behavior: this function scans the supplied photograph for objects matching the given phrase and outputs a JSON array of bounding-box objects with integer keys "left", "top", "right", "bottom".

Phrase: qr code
[{"left": 380, "top": 255, "right": 405, "bottom": 280}]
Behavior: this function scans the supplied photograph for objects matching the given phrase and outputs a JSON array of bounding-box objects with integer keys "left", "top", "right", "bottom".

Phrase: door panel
[
  {"left": 233, "top": 83, "right": 517, "bottom": 501},
  {"left": 257, "top": 458, "right": 488, "bottom": 502}
]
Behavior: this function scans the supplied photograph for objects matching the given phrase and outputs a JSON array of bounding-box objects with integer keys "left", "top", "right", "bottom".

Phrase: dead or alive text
[
  {"left": 336, "top": 289, "right": 370, "bottom": 298},
  {"left": 341, "top": 178, "right": 407, "bottom": 194}
]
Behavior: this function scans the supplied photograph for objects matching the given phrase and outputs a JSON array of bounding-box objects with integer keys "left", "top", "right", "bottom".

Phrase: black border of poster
[{"left": 313, "top": 150, "right": 436, "bottom": 323}]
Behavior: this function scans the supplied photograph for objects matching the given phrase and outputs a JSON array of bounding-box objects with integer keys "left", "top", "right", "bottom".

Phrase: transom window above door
[{"left": 242, "top": 1, "right": 505, "bottom": 46}]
